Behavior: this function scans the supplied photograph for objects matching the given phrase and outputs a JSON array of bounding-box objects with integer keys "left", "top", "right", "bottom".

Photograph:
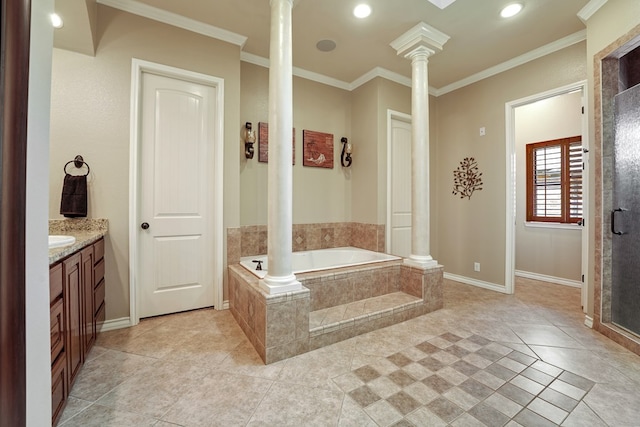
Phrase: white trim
[
  {"left": 515, "top": 270, "right": 582, "bottom": 288},
  {"left": 505, "top": 80, "right": 589, "bottom": 300},
  {"left": 386, "top": 110, "right": 413, "bottom": 254},
  {"left": 584, "top": 315, "right": 594, "bottom": 328},
  {"left": 435, "top": 31, "right": 586, "bottom": 97},
  {"left": 98, "top": 317, "right": 133, "bottom": 332},
  {"left": 524, "top": 222, "right": 582, "bottom": 231},
  {"left": 390, "top": 22, "right": 450, "bottom": 56},
  {"left": 578, "top": 0, "right": 608, "bottom": 23},
  {"left": 97, "top": 0, "right": 247, "bottom": 47},
  {"left": 427, "top": 0, "right": 457, "bottom": 10},
  {"left": 97, "top": 1, "right": 586, "bottom": 98},
  {"left": 350, "top": 67, "right": 414, "bottom": 91},
  {"left": 240, "top": 51, "right": 351, "bottom": 91},
  {"left": 444, "top": 273, "right": 509, "bottom": 294},
  {"left": 129, "top": 59, "right": 225, "bottom": 325},
  {"left": 222, "top": 300, "right": 230, "bottom": 310}
]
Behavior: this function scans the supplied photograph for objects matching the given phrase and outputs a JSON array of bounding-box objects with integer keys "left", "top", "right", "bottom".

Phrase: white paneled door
[
  {"left": 388, "top": 115, "right": 412, "bottom": 258},
  {"left": 138, "top": 72, "right": 216, "bottom": 318}
]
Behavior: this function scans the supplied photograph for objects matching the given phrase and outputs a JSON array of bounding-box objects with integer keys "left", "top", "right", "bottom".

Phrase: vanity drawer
[
  {"left": 94, "top": 279, "right": 105, "bottom": 315},
  {"left": 51, "top": 350, "right": 67, "bottom": 426},
  {"left": 95, "top": 302, "right": 106, "bottom": 331},
  {"left": 50, "top": 263, "right": 63, "bottom": 304},
  {"left": 50, "top": 298, "right": 64, "bottom": 363},
  {"left": 94, "top": 258, "right": 105, "bottom": 285},
  {"left": 94, "top": 238, "right": 104, "bottom": 263}
]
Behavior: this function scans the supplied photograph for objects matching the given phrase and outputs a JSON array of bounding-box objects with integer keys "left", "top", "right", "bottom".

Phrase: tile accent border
[{"left": 226, "top": 222, "right": 385, "bottom": 265}]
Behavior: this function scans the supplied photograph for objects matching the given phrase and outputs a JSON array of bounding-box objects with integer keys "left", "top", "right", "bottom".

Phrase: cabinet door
[
  {"left": 63, "top": 252, "right": 83, "bottom": 387},
  {"left": 81, "top": 245, "right": 95, "bottom": 352}
]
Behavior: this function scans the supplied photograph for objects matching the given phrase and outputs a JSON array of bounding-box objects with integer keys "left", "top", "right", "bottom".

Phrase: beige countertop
[{"left": 49, "top": 218, "right": 108, "bottom": 265}]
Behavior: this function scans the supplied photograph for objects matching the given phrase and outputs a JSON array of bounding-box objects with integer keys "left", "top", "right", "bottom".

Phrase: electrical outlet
[
  {"left": 479, "top": 127, "right": 486, "bottom": 136},
  {"left": 474, "top": 262, "right": 480, "bottom": 272}
]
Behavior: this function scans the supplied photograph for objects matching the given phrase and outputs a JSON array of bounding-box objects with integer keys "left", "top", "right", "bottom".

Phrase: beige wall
[
  {"left": 434, "top": 42, "right": 586, "bottom": 287},
  {"left": 351, "top": 79, "right": 381, "bottom": 224},
  {"left": 350, "top": 77, "right": 412, "bottom": 226},
  {"left": 239, "top": 62, "right": 353, "bottom": 225},
  {"left": 514, "top": 91, "right": 583, "bottom": 281},
  {"left": 585, "top": 1, "right": 640, "bottom": 318},
  {"left": 49, "top": 6, "right": 241, "bottom": 320}
]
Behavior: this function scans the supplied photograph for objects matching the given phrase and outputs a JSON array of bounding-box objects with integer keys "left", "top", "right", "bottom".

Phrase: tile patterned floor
[{"left": 59, "top": 278, "right": 640, "bottom": 426}]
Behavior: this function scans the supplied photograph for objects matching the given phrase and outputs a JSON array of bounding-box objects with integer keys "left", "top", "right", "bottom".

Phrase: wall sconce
[
  {"left": 341, "top": 137, "right": 352, "bottom": 167},
  {"left": 244, "top": 122, "right": 256, "bottom": 159}
]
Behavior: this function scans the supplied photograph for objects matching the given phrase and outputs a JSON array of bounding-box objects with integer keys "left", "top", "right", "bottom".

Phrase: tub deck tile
[{"left": 309, "top": 292, "right": 421, "bottom": 328}]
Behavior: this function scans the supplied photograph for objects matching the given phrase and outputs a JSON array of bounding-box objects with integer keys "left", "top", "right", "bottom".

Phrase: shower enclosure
[{"left": 611, "top": 83, "right": 640, "bottom": 336}]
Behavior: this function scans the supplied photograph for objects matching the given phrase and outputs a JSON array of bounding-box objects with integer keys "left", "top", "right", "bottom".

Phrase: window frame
[{"left": 525, "top": 136, "right": 583, "bottom": 224}]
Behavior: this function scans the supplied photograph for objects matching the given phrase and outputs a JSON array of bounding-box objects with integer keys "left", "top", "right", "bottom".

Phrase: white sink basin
[{"left": 49, "top": 235, "right": 76, "bottom": 249}]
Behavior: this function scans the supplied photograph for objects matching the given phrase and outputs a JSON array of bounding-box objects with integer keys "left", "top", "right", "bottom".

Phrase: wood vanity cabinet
[{"left": 50, "top": 237, "right": 105, "bottom": 426}]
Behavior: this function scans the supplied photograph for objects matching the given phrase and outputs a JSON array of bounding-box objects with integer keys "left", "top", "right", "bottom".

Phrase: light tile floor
[{"left": 59, "top": 278, "right": 640, "bottom": 426}]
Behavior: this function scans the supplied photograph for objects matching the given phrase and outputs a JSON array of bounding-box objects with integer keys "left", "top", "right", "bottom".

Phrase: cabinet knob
[{"left": 140, "top": 222, "right": 150, "bottom": 230}]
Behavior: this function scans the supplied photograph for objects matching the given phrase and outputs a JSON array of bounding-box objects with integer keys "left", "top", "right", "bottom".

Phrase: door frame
[
  {"left": 386, "top": 109, "right": 413, "bottom": 254},
  {"left": 505, "top": 80, "right": 589, "bottom": 311},
  {"left": 129, "top": 59, "right": 224, "bottom": 325}
]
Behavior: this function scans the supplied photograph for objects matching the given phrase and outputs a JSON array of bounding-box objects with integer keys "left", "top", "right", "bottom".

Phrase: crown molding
[
  {"left": 434, "top": 30, "right": 587, "bottom": 96},
  {"left": 390, "top": 22, "right": 450, "bottom": 57},
  {"left": 349, "top": 67, "right": 414, "bottom": 91},
  {"left": 577, "top": 0, "right": 608, "bottom": 23},
  {"left": 427, "top": 0, "right": 457, "bottom": 10},
  {"left": 97, "top": 0, "right": 247, "bottom": 47},
  {"left": 100, "top": 1, "right": 587, "bottom": 99},
  {"left": 240, "top": 52, "right": 351, "bottom": 91}
]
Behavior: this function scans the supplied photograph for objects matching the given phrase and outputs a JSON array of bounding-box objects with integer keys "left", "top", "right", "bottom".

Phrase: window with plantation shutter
[{"left": 526, "top": 136, "right": 582, "bottom": 224}]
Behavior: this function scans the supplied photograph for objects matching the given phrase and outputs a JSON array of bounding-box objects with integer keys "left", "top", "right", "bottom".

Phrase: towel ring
[{"left": 64, "top": 155, "right": 90, "bottom": 176}]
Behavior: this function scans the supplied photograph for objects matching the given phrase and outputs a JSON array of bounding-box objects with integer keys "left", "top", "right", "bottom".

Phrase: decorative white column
[
  {"left": 260, "top": 0, "right": 302, "bottom": 294},
  {"left": 391, "top": 23, "right": 449, "bottom": 269}
]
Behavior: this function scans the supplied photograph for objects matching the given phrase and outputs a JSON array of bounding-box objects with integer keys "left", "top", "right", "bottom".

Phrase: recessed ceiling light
[
  {"left": 353, "top": 4, "right": 371, "bottom": 19},
  {"left": 316, "top": 39, "right": 337, "bottom": 52},
  {"left": 50, "top": 13, "right": 63, "bottom": 28},
  {"left": 500, "top": 3, "right": 523, "bottom": 18}
]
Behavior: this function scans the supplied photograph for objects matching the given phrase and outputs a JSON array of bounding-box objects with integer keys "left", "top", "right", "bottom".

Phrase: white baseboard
[
  {"left": 584, "top": 315, "right": 594, "bottom": 328},
  {"left": 515, "top": 270, "right": 582, "bottom": 288},
  {"left": 222, "top": 300, "right": 229, "bottom": 310},
  {"left": 98, "top": 317, "right": 132, "bottom": 333},
  {"left": 444, "top": 273, "right": 509, "bottom": 294}
]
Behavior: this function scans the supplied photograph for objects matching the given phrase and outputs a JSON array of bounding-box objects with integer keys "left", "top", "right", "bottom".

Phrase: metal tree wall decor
[{"left": 452, "top": 157, "right": 483, "bottom": 199}]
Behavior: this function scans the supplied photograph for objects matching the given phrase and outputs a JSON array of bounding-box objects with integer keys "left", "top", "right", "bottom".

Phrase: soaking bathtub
[{"left": 239, "top": 246, "right": 401, "bottom": 279}]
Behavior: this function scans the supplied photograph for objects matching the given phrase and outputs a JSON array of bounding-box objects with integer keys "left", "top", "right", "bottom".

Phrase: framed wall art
[
  {"left": 302, "top": 130, "right": 333, "bottom": 169},
  {"left": 257, "top": 122, "right": 295, "bottom": 164}
]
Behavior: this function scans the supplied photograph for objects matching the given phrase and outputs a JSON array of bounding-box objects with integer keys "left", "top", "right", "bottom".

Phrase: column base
[
  {"left": 404, "top": 255, "right": 438, "bottom": 269},
  {"left": 259, "top": 273, "right": 302, "bottom": 295}
]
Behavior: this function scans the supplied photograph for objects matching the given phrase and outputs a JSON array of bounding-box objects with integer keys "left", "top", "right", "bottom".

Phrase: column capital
[{"left": 390, "top": 22, "right": 450, "bottom": 59}]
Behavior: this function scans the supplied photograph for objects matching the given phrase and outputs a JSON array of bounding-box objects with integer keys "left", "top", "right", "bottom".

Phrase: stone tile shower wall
[{"left": 226, "top": 222, "right": 385, "bottom": 265}]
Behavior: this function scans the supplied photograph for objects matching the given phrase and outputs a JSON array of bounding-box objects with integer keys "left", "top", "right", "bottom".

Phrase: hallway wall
[
  {"left": 49, "top": 6, "right": 241, "bottom": 320},
  {"left": 434, "top": 42, "right": 587, "bottom": 288}
]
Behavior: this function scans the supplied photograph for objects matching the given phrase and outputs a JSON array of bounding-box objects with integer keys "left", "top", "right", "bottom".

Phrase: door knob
[{"left": 141, "top": 222, "right": 150, "bottom": 230}]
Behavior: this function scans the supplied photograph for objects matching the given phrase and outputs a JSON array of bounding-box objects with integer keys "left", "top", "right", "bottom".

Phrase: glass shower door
[{"left": 612, "top": 83, "right": 640, "bottom": 336}]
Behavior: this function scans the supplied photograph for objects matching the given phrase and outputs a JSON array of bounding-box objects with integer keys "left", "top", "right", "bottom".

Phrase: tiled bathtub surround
[
  {"left": 226, "top": 222, "right": 385, "bottom": 265},
  {"left": 229, "top": 259, "right": 443, "bottom": 364}
]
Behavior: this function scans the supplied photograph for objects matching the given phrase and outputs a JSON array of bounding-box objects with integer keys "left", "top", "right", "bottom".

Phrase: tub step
[{"left": 308, "top": 291, "right": 427, "bottom": 349}]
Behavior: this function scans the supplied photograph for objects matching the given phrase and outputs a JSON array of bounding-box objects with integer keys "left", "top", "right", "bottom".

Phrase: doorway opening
[{"left": 505, "top": 82, "right": 589, "bottom": 314}]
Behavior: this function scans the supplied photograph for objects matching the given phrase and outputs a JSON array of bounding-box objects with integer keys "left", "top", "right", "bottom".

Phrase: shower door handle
[{"left": 611, "top": 208, "right": 626, "bottom": 235}]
